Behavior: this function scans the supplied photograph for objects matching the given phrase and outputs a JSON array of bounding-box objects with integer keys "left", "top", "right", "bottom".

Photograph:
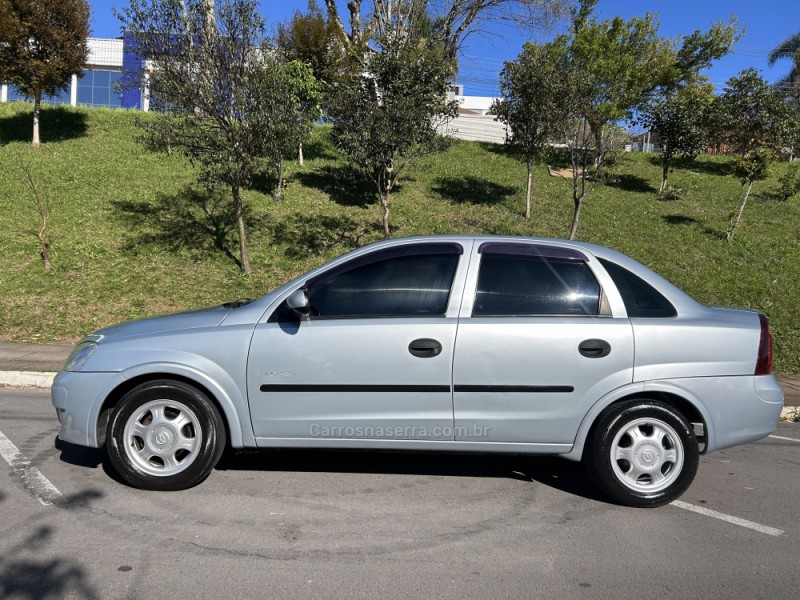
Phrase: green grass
[{"left": 1, "top": 101, "right": 799, "bottom": 372}]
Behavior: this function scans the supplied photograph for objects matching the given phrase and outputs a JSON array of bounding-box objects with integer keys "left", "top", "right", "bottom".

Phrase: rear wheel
[
  {"left": 585, "top": 399, "right": 699, "bottom": 508},
  {"left": 106, "top": 380, "right": 226, "bottom": 491}
]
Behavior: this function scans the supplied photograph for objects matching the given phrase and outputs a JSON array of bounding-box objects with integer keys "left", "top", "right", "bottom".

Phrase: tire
[
  {"left": 106, "top": 379, "right": 226, "bottom": 491},
  {"left": 584, "top": 399, "right": 699, "bottom": 508}
]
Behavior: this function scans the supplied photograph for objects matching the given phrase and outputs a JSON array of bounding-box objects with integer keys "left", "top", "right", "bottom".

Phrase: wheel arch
[
  {"left": 564, "top": 382, "right": 714, "bottom": 462},
  {"left": 93, "top": 365, "right": 253, "bottom": 449}
]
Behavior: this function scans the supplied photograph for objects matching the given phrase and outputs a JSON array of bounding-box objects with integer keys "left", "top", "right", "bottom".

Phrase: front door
[{"left": 247, "top": 242, "right": 469, "bottom": 442}]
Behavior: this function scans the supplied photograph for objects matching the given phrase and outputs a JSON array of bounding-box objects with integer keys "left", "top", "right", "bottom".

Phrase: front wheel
[
  {"left": 585, "top": 399, "right": 699, "bottom": 508},
  {"left": 106, "top": 380, "right": 226, "bottom": 491}
]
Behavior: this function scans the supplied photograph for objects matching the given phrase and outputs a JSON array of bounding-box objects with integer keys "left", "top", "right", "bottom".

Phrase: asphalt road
[{"left": 1, "top": 388, "right": 799, "bottom": 599}]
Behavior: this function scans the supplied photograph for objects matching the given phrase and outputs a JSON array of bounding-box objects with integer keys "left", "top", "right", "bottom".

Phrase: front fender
[{"left": 115, "top": 360, "right": 254, "bottom": 448}]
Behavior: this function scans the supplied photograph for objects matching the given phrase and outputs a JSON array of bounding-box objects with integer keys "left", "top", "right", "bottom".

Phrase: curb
[
  {"left": 0, "top": 370, "right": 798, "bottom": 421},
  {"left": 0, "top": 371, "right": 56, "bottom": 388},
  {"left": 781, "top": 405, "right": 800, "bottom": 422}
]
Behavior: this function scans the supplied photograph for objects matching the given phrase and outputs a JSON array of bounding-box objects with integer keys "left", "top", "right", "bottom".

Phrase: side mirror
[{"left": 286, "top": 289, "right": 311, "bottom": 319}]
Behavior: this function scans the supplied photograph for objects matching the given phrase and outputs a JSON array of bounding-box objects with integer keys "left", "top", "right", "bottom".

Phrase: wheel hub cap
[
  {"left": 151, "top": 426, "right": 176, "bottom": 451},
  {"left": 636, "top": 443, "right": 660, "bottom": 467}
]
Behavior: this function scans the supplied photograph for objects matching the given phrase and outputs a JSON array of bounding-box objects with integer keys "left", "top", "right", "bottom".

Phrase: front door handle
[
  {"left": 408, "top": 338, "right": 442, "bottom": 358},
  {"left": 578, "top": 339, "right": 611, "bottom": 358}
]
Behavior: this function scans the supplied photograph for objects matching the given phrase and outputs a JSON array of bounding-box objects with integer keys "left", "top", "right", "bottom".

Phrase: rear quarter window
[{"left": 598, "top": 258, "right": 677, "bottom": 318}]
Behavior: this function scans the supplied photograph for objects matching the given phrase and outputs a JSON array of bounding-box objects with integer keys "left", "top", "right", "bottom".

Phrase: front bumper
[{"left": 51, "top": 370, "right": 125, "bottom": 447}]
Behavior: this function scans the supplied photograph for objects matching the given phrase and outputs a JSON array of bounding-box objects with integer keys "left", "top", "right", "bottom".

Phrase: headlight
[{"left": 64, "top": 342, "right": 99, "bottom": 372}]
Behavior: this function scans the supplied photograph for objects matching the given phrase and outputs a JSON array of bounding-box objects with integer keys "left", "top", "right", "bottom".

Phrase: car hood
[{"left": 90, "top": 305, "right": 232, "bottom": 341}]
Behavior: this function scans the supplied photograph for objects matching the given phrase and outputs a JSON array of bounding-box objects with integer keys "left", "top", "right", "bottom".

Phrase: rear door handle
[
  {"left": 408, "top": 338, "right": 442, "bottom": 358},
  {"left": 578, "top": 339, "right": 611, "bottom": 358}
]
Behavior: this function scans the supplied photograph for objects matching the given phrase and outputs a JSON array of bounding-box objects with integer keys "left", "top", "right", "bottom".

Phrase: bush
[
  {"left": 775, "top": 163, "right": 800, "bottom": 201},
  {"left": 659, "top": 185, "right": 685, "bottom": 201}
]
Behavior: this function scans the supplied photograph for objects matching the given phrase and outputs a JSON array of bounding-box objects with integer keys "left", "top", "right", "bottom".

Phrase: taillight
[{"left": 755, "top": 313, "right": 773, "bottom": 375}]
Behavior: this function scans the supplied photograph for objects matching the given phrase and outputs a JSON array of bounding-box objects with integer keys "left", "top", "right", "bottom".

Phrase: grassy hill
[{"left": 1, "top": 101, "right": 799, "bottom": 372}]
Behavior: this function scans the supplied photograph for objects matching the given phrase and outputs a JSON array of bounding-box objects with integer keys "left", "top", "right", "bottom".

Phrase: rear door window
[{"left": 474, "top": 251, "right": 601, "bottom": 317}]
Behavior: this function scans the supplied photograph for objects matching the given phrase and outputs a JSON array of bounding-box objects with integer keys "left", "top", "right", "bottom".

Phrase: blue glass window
[
  {"left": 77, "top": 79, "right": 93, "bottom": 105},
  {"left": 76, "top": 70, "right": 123, "bottom": 108},
  {"left": 93, "top": 70, "right": 110, "bottom": 87},
  {"left": 108, "top": 72, "right": 122, "bottom": 107},
  {"left": 7, "top": 85, "right": 27, "bottom": 102},
  {"left": 7, "top": 84, "right": 70, "bottom": 105}
]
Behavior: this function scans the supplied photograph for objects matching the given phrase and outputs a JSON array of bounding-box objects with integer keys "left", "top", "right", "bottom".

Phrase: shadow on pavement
[
  {"left": 217, "top": 449, "right": 612, "bottom": 504},
  {"left": 55, "top": 438, "right": 103, "bottom": 469},
  {"left": 0, "top": 523, "right": 101, "bottom": 599}
]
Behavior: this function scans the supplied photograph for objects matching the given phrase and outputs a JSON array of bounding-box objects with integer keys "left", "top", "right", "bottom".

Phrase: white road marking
[
  {"left": 0, "top": 428, "right": 63, "bottom": 506},
  {"left": 769, "top": 434, "right": 800, "bottom": 443},
  {"left": 671, "top": 500, "right": 784, "bottom": 537}
]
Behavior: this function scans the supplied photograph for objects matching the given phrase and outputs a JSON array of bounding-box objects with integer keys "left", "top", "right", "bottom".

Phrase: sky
[{"left": 87, "top": 0, "right": 800, "bottom": 96}]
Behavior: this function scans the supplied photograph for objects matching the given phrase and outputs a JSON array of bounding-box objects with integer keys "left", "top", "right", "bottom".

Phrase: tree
[
  {"left": 328, "top": 32, "right": 457, "bottom": 237},
  {"left": 768, "top": 31, "right": 800, "bottom": 95},
  {"left": 322, "top": 0, "right": 569, "bottom": 61},
  {"left": 560, "top": 118, "right": 626, "bottom": 241},
  {"left": 262, "top": 58, "right": 322, "bottom": 198},
  {"left": 639, "top": 80, "right": 716, "bottom": 194},
  {"left": 276, "top": 3, "right": 336, "bottom": 167},
  {"left": 717, "top": 68, "right": 797, "bottom": 241},
  {"left": 118, "top": 0, "right": 314, "bottom": 273},
  {"left": 21, "top": 165, "right": 52, "bottom": 269},
  {"left": 549, "top": 1, "right": 737, "bottom": 239},
  {"left": 0, "top": 0, "right": 90, "bottom": 147},
  {"left": 492, "top": 42, "right": 572, "bottom": 219},
  {"left": 277, "top": 0, "right": 353, "bottom": 87},
  {"left": 570, "top": 1, "right": 672, "bottom": 162},
  {"left": 569, "top": 0, "right": 738, "bottom": 163}
]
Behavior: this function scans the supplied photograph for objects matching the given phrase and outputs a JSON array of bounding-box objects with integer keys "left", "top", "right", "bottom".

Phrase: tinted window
[
  {"left": 307, "top": 253, "right": 459, "bottom": 318},
  {"left": 76, "top": 70, "right": 123, "bottom": 108},
  {"left": 598, "top": 258, "right": 677, "bottom": 318},
  {"left": 474, "top": 255, "right": 600, "bottom": 316}
]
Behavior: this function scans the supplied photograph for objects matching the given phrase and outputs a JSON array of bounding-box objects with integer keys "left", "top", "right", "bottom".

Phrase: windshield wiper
[{"left": 222, "top": 298, "right": 254, "bottom": 309}]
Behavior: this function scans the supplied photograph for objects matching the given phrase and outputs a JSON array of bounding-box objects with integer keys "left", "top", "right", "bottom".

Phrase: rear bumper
[{"left": 655, "top": 375, "right": 783, "bottom": 453}]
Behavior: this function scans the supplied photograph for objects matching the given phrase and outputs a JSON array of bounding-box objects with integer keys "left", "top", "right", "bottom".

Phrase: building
[
  {"left": 1, "top": 37, "right": 497, "bottom": 135},
  {"left": 1, "top": 36, "right": 147, "bottom": 110},
  {"left": 630, "top": 130, "right": 662, "bottom": 153}
]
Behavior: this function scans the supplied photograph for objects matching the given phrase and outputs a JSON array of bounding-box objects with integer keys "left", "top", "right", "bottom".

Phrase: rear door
[{"left": 452, "top": 242, "right": 634, "bottom": 446}]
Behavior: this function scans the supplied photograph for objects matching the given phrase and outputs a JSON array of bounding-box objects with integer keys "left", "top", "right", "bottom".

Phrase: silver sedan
[{"left": 52, "top": 235, "right": 784, "bottom": 507}]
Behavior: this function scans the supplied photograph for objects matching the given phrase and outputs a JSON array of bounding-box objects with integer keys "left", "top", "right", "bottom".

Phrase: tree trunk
[
  {"left": 659, "top": 158, "right": 669, "bottom": 194},
  {"left": 32, "top": 94, "right": 41, "bottom": 148},
  {"left": 593, "top": 125, "right": 604, "bottom": 166},
  {"left": 38, "top": 222, "right": 51, "bottom": 269},
  {"left": 727, "top": 180, "right": 754, "bottom": 242},
  {"left": 381, "top": 189, "right": 391, "bottom": 238},
  {"left": 298, "top": 143, "right": 304, "bottom": 166},
  {"left": 274, "top": 158, "right": 284, "bottom": 200},
  {"left": 568, "top": 196, "right": 583, "bottom": 241},
  {"left": 379, "top": 162, "right": 394, "bottom": 238},
  {"left": 232, "top": 184, "right": 251, "bottom": 273},
  {"left": 524, "top": 160, "right": 533, "bottom": 219},
  {"left": 23, "top": 165, "right": 51, "bottom": 268}
]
